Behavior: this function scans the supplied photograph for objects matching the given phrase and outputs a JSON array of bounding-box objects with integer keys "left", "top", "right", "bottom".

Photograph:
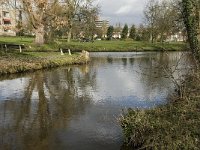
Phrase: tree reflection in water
[{"left": 0, "top": 65, "right": 96, "bottom": 150}]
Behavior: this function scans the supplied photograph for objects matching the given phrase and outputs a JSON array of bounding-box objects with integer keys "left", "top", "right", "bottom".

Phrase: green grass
[
  {"left": 0, "top": 36, "right": 58, "bottom": 51},
  {"left": 120, "top": 72, "right": 200, "bottom": 149},
  {"left": 60, "top": 40, "right": 187, "bottom": 52},
  {"left": 0, "top": 36, "right": 187, "bottom": 52},
  {"left": 0, "top": 52, "right": 88, "bottom": 75},
  {"left": 0, "top": 36, "right": 33, "bottom": 44}
]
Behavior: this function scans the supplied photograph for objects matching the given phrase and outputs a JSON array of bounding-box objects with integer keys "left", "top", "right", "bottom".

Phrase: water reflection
[{"left": 0, "top": 52, "right": 192, "bottom": 150}]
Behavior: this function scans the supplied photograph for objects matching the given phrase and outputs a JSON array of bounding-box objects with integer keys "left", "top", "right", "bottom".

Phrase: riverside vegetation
[
  {"left": 120, "top": 71, "right": 200, "bottom": 149},
  {"left": 119, "top": 64, "right": 200, "bottom": 142}
]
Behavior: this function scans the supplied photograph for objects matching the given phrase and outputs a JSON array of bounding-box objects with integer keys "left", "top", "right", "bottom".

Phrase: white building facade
[{"left": 0, "top": 2, "right": 16, "bottom": 36}]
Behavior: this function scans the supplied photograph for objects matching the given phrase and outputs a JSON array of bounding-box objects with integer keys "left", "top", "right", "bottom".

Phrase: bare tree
[
  {"left": 144, "top": 0, "right": 159, "bottom": 43},
  {"left": 62, "top": 0, "right": 97, "bottom": 42},
  {"left": 20, "top": 0, "right": 60, "bottom": 45},
  {"left": 144, "top": 0, "right": 183, "bottom": 43}
]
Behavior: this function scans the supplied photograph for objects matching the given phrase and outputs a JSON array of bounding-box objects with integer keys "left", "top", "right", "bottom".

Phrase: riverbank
[
  {"left": 60, "top": 40, "right": 187, "bottom": 52},
  {"left": 120, "top": 71, "right": 200, "bottom": 149},
  {"left": 0, "top": 36, "right": 187, "bottom": 52},
  {"left": 0, "top": 52, "right": 88, "bottom": 75}
]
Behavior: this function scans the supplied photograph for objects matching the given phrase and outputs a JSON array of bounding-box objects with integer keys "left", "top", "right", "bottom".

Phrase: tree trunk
[
  {"left": 67, "top": 21, "right": 72, "bottom": 43},
  {"left": 150, "top": 28, "right": 154, "bottom": 43},
  {"left": 182, "top": 0, "right": 200, "bottom": 63},
  {"left": 198, "top": 4, "right": 200, "bottom": 42},
  {"left": 67, "top": 27, "right": 72, "bottom": 43},
  {"left": 35, "top": 24, "right": 45, "bottom": 45}
]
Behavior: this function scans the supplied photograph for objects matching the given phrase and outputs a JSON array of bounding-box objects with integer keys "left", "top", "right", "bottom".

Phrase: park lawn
[
  {"left": 0, "top": 36, "right": 33, "bottom": 44},
  {"left": 60, "top": 40, "right": 187, "bottom": 52},
  {"left": 0, "top": 36, "right": 187, "bottom": 52},
  {"left": 0, "top": 52, "right": 87, "bottom": 75},
  {"left": 0, "top": 36, "right": 58, "bottom": 51}
]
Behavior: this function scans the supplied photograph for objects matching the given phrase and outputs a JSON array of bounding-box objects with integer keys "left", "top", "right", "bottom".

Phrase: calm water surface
[{"left": 0, "top": 52, "right": 191, "bottom": 150}]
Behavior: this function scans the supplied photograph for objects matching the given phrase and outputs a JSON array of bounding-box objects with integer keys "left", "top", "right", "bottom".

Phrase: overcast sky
[{"left": 95, "top": 0, "right": 147, "bottom": 26}]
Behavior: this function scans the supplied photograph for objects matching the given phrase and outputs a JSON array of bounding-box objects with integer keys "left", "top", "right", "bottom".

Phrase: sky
[{"left": 95, "top": 0, "right": 147, "bottom": 26}]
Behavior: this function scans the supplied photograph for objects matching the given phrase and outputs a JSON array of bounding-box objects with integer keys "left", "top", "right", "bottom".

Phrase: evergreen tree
[
  {"left": 129, "top": 24, "right": 136, "bottom": 40},
  {"left": 107, "top": 26, "right": 114, "bottom": 40},
  {"left": 121, "top": 24, "right": 129, "bottom": 39}
]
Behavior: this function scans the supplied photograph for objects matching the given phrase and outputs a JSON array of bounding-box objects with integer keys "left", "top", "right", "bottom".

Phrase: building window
[
  {"left": 3, "top": 19, "right": 11, "bottom": 24},
  {"left": 3, "top": 11, "right": 10, "bottom": 18}
]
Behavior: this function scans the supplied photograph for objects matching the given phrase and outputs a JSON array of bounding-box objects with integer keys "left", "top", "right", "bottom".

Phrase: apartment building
[
  {"left": 0, "top": 2, "right": 16, "bottom": 36},
  {"left": 95, "top": 20, "right": 109, "bottom": 29},
  {"left": 95, "top": 19, "right": 109, "bottom": 38}
]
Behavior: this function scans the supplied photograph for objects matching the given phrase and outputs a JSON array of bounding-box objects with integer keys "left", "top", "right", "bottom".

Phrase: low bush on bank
[
  {"left": 0, "top": 52, "right": 87, "bottom": 75},
  {"left": 120, "top": 72, "right": 200, "bottom": 149}
]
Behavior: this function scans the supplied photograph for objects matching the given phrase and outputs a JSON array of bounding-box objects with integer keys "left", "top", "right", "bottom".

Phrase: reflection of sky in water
[
  {"left": 76, "top": 52, "right": 183, "bottom": 108},
  {"left": 0, "top": 78, "right": 51, "bottom": 102},
  {"left": 93, "top": 64, "right": 166, "bottom": 101},
  {"left": 0, "top": 78, "right": 29, "bottom": 101}
]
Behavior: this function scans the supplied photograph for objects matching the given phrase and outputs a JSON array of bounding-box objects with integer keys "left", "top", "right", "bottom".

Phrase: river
[{"left": 0, "top": 52, "right": 191, "bottom": 150}]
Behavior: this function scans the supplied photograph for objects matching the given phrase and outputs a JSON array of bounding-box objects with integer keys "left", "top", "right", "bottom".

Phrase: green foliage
[
  {"left": 107, "top": 26, "right": 114, "bottom": 40},
  {"left": 135, "top": 25, "right": 151, "bottom": 42},
  {"left": 129, "top": 24, "right": 136, "bottom": 40},
  {"left": 121, "top": 24, "right": 129, "bottom": 39}
]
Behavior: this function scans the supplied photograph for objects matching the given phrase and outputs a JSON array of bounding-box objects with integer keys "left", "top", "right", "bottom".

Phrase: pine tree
[
  {"left": 121, "top": 24, "right": 128, "bottom": 39},
  {"left": 129, "top": 24, "right": 136, "bottom": 40},
  {"left": 107, "top": 26, "right": 114, "bottom": 40}
]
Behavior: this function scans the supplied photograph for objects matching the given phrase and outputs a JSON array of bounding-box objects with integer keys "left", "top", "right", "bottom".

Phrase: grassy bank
[
  {"left": 0, "top": 52, "right": 88, "bottom": 75},
  {"left": 0, "top": 36, "right": 187, "bottom": 52},
  {"left": 120, "top": 72, "right": 200, "bottom": 149},
  {"left": 0, "top": 36, "right": 58, "bottom": 51},
  {"left": 60, "top": 40, "right": 187, "bottom": 52}
]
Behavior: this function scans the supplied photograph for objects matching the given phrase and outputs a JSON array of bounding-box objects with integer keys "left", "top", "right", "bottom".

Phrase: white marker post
[
  {"left": 5, "top": 44, "right": 7, "bottom": 53},
  {"left": 60, "top": 48, "right": 64, "bottom": 55},
  {"left": 68, "top": 49, "right": 71, "bottom": 55},
  {"left": 19, "top": 45, "right": 22, "bottom": 53}
]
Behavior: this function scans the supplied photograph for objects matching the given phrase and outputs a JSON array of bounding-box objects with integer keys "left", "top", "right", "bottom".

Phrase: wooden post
[
  {"left": 68, "top": 49, "right": 71, "bottom": 55},
  {"left": 5, "top": 44, "right": 7, "bottom": 53},
  {"left": 60, "top": 48, "right": 64, "bottom": 55},
  {"left": 19, "top": 45, "right": 22, "bottom": 53},
  {"left": 1, "top": 44, "right": 3, "bottom": 51}
]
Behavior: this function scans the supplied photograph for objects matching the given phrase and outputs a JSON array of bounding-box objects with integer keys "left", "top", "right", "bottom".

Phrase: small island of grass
[{"left": 0, "top": 51, "right": 88, "bottom": 75}]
